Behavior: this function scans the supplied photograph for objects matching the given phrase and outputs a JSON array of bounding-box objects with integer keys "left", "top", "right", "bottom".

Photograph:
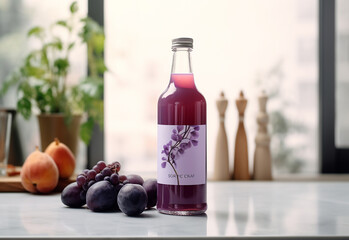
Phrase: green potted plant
[{"left": 0, "top": 1, "right": 105, "bottom": 156}]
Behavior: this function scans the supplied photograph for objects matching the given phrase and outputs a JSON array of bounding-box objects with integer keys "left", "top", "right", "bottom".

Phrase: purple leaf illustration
[
  {"left": 177, "top": 125, "right": 184, "bottom": 132},
  {"left": 171, "top": 134, "right": 178, "bottom": 141},
  {"left": 161, "top": 125, "right": 200, "bottom": 186},
  {"left": 190, "top": 131, "right": 199, "bottom": 139},
  {"left": 187, "top": 141, "right": 192, "bottom": 149}
]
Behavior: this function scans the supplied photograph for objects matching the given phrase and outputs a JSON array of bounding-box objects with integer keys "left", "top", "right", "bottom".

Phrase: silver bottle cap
[{"left": 172, "top": 37, "right": 193, "bottom": 49}]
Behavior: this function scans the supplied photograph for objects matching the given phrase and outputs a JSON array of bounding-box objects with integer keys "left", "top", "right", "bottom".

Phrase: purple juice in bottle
[{"left": 157, "top": 38, "right": 207, "bottom": 215}]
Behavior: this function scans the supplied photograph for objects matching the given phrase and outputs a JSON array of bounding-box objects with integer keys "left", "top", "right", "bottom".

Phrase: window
[
  {"left": 320, "top": 0, "right": 349, "bottom": 173},
  {"left": 335, "top": 0, "right": 349, "bottom": 147},
  {"left": 105, "top": 0, "right": 319, "bottom": 175},
  {"left": 0, "top": 0, "right": 87, "bottom": 170}
]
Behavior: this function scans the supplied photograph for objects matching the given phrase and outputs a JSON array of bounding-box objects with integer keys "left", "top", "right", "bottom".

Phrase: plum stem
[{"left": 54, "top": 138, "right": 60, "bottom": 145}]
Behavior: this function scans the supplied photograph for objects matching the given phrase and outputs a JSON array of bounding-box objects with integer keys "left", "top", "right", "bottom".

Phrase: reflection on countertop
[{"left": 1, "top": 181, "right": 349, "bottom": 239}]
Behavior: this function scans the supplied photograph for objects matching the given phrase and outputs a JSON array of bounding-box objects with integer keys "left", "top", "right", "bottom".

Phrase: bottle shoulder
[
  {"left": 158, "top": 84, "right": 206, "bottom": 105},
  {"left": 158, "top": 85, "right": 206, "bottom": 125}
]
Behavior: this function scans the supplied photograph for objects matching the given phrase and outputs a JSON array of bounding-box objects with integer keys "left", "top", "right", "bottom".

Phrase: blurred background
[
  {"left": 0, "top": 0, "right": 348, "bottom": 177},
  {"left": 104, "top": 0, "right": 319, "bottom": 176}
]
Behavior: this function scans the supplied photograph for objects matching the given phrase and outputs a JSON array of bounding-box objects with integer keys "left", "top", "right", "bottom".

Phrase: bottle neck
[
  {"left": 170, "top": 48, "right": 195, "bottom": 89},
  {"left": 171, "top": 48, "right": 193, "bottom": 74}
]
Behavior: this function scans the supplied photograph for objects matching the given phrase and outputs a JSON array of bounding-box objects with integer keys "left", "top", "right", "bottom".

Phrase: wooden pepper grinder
[
  {"left": 253, "top": 90, "right": 272, "bottom": 180},
  {"left": 213, "top": 91, "right": 230, "bottom": 180},
  {"left": 232, "top": 90, "right": 250, "bottom": 180}
]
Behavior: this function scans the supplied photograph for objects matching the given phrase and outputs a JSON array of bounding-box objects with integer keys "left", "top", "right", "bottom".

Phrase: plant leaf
[
  {"left": 54, "top": 58, "right": 69, "bottom": 75},
  {"left": 91, "top": 34, "right": 105, "bottom": 55},
  {"left": 80, "top": 117, "right": 94, "bottom": 145},
  {"left": 68, "top": 42, "right": 75, "bottom": 50},
  {"left": 24, "top": 66, "right": 46, "bottom": 78},
  {"left": 0, "top": 71, "right": 21, "bottom": 97},
  {"left": 90, "top": 100, "right": 104, "bottom": 129},
  {"left": 70, "top": 1, "right": 78, "bottom": 13},
  {"left": 25, "top": 50, "right": 40, "bottom": 63},
  {"left": 79, "top": 17, "right": 104, "bottom": 43},
  {"left": 17, "top": 98, "right": 32, "bottom": 119},
  {"left": 27, "top": 26, "right": 44, "bottom": 38},
  {"left": 19, "top": 81, "right": 35, "bottom": 98},
  {"left": 44, "top": 37, "right": 63, "bottom": 51},
  {"left": 55, "top": 20, "right": 68, "bottom": 28},
  {"left": 55, "top": 20, "right": 72, "bottom": 32},
  {"left": 96, "top": 58, "right": 107, "bottom": 75}
]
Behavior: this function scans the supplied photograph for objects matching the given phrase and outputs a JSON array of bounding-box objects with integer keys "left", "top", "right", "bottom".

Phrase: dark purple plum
[
  {"left": 126, "top": 174, "right": 144, "bottom": 185},
  {"left": 95, "top": 173, "right": 104, "bottom": 182},
  {"left": 86, "top": 181, "right": 119, "bottom": 212},
  {"left": 92, "top": 165, "right": 100, "bottom": 173},
  {"left": 80, "top": 190, "right": 87, "bottom": 203},
  {"left": 76, "top": 175, "right": 86, "bottom": 187},
  {"left": 101, "top": 167, "right": 112, "bottom": 177},
  {"left": 87, "top": 170, "right": 97, "bottom": 181},
  {"left": 119, "top": 175, "right": 127, "bottom": 183},
  {"left": 87, "top": 180, "right": 96, "bottom": 189},
  {"left": 143, "top": 179, "right": 157, "bottom": 209},
  {"left": 116, "top": 183, "right": 124, "bottom": 192},
  {"left": 97, "top": 161, "right": 107, "bottom": 171},
  {"left": 61, "top": 182, "right": 86, "bottom": 208},
  {"left": 123, "top": 180, "right": 130, "bottom": 185},
  {"left": 117, "top": 184, "right": 148, "bottom": 216},
  {"left": 82, "top": 182, "right": 88, "bottom": 191},
  {"left": 110, "top": 173, "right": 119, "bottom": 185}
]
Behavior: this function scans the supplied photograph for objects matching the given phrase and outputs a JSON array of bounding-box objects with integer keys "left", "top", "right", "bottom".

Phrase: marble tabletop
[{"left": 0, "top": 181, "right": 349, "bottom": 239}]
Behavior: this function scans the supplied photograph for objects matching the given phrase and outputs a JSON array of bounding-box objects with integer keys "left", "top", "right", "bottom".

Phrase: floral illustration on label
[{"left": 160, "top": 125, "right": 200, "bottom": 185}]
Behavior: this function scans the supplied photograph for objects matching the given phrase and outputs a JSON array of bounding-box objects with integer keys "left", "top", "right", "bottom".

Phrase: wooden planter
[{"left": 37, "top": 114, "right": 82, "bottom": 156}]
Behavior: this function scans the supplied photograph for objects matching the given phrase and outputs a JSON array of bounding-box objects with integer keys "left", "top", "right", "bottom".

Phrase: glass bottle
[{"left": 157, "top": 38, "right": 207, "bottom": 215}]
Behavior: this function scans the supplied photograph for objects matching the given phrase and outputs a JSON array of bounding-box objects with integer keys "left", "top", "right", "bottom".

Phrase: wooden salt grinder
[
  {"left": 213, "top": 91, "right": 230, "bottom": 180},
  {"left": 253, "top": 91, "right": 272, "bottom": 180},
  {"left": 232, "top": 90, "right": 250, "bottom": 180}
]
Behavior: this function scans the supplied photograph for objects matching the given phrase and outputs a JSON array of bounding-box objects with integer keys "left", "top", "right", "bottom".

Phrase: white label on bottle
[{"left": 157, "top": 125, "right": 206, "bottom": 185}]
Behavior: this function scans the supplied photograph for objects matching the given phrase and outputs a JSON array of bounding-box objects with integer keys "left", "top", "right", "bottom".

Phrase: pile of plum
[{"left": 61, "top": 161, "right": 157, "bottom": 216}]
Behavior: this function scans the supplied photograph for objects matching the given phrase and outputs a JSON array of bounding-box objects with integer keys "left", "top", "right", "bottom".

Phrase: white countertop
[{"left": 1, "top": 181, "right": 349, "bottom": 239}]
